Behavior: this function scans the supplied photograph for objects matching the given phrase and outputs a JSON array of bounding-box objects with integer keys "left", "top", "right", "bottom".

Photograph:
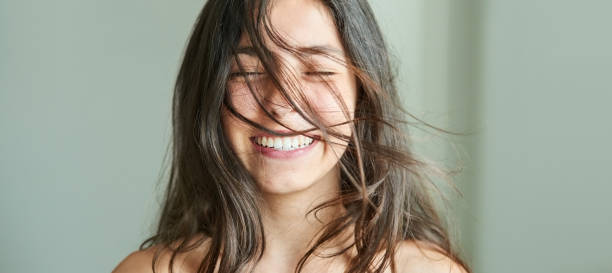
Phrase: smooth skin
[
  {"left": 112, "top": 236, "right": 466, "bottom": 273},
  {"left": 112, "top": 0, "right": 467, "bottom": 272}
]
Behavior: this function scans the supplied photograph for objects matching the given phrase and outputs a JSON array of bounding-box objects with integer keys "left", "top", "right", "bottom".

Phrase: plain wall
[
  {"left": 472, "top": 0, "right": 612, "bottom": 272},
  {"left": 0, "top": 1, "right": 203, "bottom": 271}
]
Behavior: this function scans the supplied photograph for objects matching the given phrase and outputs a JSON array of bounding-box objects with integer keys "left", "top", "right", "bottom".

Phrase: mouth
[
  {"left": 250, "top": 134, "right": 316, "bottom": 151},
  {"left": 249, "top": 131, "right": 320, "bottom": 159}
]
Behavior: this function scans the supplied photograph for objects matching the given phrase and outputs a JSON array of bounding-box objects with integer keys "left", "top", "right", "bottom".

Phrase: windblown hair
[{"left": 140, "top": 0, "right": 470, "bottom": 272}]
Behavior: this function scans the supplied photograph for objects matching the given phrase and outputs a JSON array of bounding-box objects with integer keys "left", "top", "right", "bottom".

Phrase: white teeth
[
  {"left": 292, "top": 137, "right": 299, "bottom": 149},
  {"left": 282, "top": 138, "right": 291, "bottom": 150},
  {"left": 254, "top": 135, "right": 314, "bottom": 151},
  {"left": 274, "top": 138, "right": 282, "bottom": 149}
]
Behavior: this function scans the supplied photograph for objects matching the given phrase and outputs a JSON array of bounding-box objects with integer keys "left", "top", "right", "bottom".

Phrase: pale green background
[{"left": 1, "top": 0, "right": 611, "bottom": 272}]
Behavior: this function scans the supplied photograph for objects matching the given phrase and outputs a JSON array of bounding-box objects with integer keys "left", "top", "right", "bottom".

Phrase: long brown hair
[{"left": 140, "top": 0, "right": 470, "bottom": 272}]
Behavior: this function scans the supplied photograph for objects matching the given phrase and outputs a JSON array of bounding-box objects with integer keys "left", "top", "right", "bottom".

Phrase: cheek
[
  {"left": 222, "top": 88, "right": 255, "bottom": 147},
  {"left": 226, "top": 83, "right": 261, "bottom": 118},
  {"left": 306, "top": 79, "right": 357, "bottom": 125}
]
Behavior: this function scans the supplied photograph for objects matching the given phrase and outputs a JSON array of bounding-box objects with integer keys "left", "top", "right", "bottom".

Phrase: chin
[{"left": 255, "top": 174, "right": 319, "bottom": 195}]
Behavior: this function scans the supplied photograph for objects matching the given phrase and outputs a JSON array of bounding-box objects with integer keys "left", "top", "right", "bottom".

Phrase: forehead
[{"left": 237, "top": 0, "right": 344, "bottom": 55}]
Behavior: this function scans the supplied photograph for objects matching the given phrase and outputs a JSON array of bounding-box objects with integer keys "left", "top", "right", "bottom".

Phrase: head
[
  {"left": 223, "top": 0, "right": 358, "bottom": 195},
  {"left": 142, "top": 0, "right": 469, "bottom": 272}
]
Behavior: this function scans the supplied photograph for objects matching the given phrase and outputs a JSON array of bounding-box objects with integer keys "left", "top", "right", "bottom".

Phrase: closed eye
[{"left": 304, "top": 71, "right": 336, "bottom": 76}]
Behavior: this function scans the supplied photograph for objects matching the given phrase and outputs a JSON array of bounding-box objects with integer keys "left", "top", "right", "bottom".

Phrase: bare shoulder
[
  {"left": 111, "top": 236, "right": 211, "bottom": 273},
  {"left": 395, "top": 240, "right": 467, "bottom": 273},
  {"left": 111, "top": 247, "right": 159, "bottom": 273}
]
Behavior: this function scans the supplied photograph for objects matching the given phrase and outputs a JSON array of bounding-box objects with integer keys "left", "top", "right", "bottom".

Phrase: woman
[{"left": 113, "top": 0, "right": 470, "bottom": 272}]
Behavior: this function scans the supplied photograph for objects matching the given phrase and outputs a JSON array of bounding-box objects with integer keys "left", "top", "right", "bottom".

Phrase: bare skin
[{"left": 111, "top": 236, "right": 466, "bottom": 273}]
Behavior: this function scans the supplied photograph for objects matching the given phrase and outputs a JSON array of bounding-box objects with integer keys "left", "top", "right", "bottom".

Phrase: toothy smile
[{"left": 252, "top": 135, "right": 315, "bottom": 151}]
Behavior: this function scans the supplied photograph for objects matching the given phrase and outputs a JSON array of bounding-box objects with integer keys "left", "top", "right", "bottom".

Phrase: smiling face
[{"left": 222, "top": 0, "right": 358, "bottom": 195}]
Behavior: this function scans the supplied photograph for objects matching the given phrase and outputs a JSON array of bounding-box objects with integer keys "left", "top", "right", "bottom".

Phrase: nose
[
  {"left": 265, "top": 96, "right": 294, "bottom": 118},
  {"left": 263, "top": 86, "right": 295, "bottom": 118}
]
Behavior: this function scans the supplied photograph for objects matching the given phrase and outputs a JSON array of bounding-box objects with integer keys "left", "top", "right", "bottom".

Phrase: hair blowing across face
[{"left": 139, "top": 0, "right": 471, "bottom": 272}]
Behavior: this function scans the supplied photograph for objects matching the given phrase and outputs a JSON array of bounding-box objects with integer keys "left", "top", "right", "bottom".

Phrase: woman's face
[{"left": 223, "top": 0, "right": 358, "bottom": 194}]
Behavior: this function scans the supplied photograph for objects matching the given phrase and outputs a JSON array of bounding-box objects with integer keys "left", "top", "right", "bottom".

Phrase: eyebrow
[{"left": 233, "top": 45, "right": 344, "bottom": 57}]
